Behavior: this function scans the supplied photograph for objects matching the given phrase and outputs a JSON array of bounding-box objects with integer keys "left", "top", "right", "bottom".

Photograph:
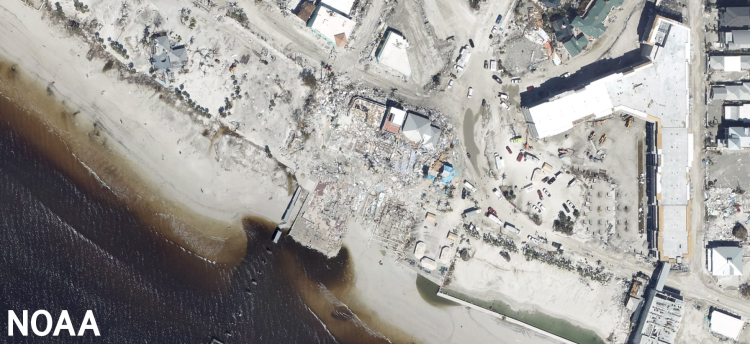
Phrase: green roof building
[
  {"left": 562, "top": 34, "right": 588, "bottom": 57},
  {"left": 570, "top": 0, "right": 624, "bottom": 39}
]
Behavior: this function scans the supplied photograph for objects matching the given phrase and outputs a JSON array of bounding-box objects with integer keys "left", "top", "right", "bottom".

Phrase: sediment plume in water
[
  {"left": 0, "top": 58, "right": 415, "bottom": 343},
  {"left": 0, "top": 59, "right": 246, "bottom": 268}
]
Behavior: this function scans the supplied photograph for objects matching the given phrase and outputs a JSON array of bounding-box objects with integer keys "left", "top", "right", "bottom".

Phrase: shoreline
[
  {"left": 0, "top": 0, "right": 298, "bottom": 266},
  {"left": 435, "top": 290, "right": 578, "bottom": 344}
]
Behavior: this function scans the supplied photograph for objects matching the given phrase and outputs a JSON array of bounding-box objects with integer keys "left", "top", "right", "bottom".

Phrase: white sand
[
  {"left": 340, "top": 221, "right": 568, "bottom": 344},
  {"left": 0, "top": 1, "right": 294, "bottom": 232}
]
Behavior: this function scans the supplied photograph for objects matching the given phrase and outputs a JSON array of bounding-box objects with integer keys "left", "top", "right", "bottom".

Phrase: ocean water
[{"left": 0, "top": 91, "right": 387, "bottom": 343}]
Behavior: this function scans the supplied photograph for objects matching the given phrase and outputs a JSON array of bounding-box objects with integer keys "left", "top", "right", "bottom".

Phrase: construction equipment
[
  {"left": 599, "top": 134, "right": 607, "bottom": 144},
  {"left": 588, "top": 131, "right": 595, "bottom": 141},
  {"left": 524, "top": 129, "right": 532, "bottom": 150},
  {"left": 625, "top": 116, "right": 633, "bottom": 128}
]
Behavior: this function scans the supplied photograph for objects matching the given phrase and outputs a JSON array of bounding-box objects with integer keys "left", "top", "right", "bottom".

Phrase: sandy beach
[
  {"left": 0, "top": 1, "right": 631, "bottom": 343},
  {"left": 0, "top": 0, "right": 297, "bottom": 264}
]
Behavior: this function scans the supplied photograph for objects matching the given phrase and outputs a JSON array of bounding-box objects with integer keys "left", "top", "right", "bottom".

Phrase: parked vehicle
[
  {"left": 464, "top": 180, "right": 477, "bottom": 192},
  {"left": 484, "top": 60, "right": 489, "bottom": 69},
  {"left": 526, "top": 86, "right": 535, "bottom": 91},
  {"left": 492, "top": 75, "right": 503, "bottom": 84},
  {"left": 537, "top": 190, "right": 543, "bottom": 200},
  {"left": 493, "top": 188, "right": 503, "bottom": 199},
  {"left": 488, "top": 207, "right": 498, "bottom": 216},
  {"left": 552, "top": 242, "right": 563, "bottom": 250},
  {"left": 467, "top": 152, "right": 471, "bottom": 159},
  {"left": 547, "top": 177, "right": 556, "bottom": 185},
  {"left": 488, "top": 214, "right": 503, "bottom": 226},
  {"left": 516, "top": 152, "right": 523, "bottom": 162},
  {"left": 562, "top": 203, "right": 570, "bottom": 213},
  {"left": 537, "top": 202, "right": 545, "bottom": 211},
  {"left": 495, "top": 14, "right": 503, "bottom": 24},
  {"left": 489, "top": 59, "right": 496, "bottom": 70},
  {"left": 566, "top": 200, "right": 575, "bottom": 209},
  {"left": 469, "top": 39, "right": 475, "bottom": 48},
  {"left": 506, "top": 146, "right": 512, "bottom": 154},
  {"left": 505, "top": 222, "right": 520, "bottom": 234},
  {"left": 467, "top": 87, "right": 473, "bottom": 98},
  {"left": 511, "top": 77, "right": 521, "bottom": 84},
  {"left": 447, "top": 79, "right": 453, "bottom": 88},
  {"left": 495, "top": 153, "right": 505, "bottom": 169},
  {"left": 500, "top": 101, "right": 510, "bottom": 110},
  {"left": 588, "top": 131, "right": 595, "bottom": 141},
  {"left": 599, "top": 134, "right": 607, "bottom": 144},
  {"left": 498, "top": 92, "right": 508, "bottom": 100},
  {"left": 562, "top": 72, "right": 570, "bottom": 78},
  {"left": 543, "top": 188, "right": 551, "bottom": 197}
]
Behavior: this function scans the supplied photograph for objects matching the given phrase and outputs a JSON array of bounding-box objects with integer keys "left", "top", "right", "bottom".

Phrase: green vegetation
[
  {"left": 73, "top": 0, "right": 89, "bottom": 13},
  {"left": 733, "top": 223, "right": 748, "bottom": 241},
  {"left": 227, "top": 7, "right": 249, "bottom": 27},
  {"left": 553, "top": 211, "right": 575, "bottom": 235}
]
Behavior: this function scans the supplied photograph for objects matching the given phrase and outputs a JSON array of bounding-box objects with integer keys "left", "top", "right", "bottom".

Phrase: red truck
[
  {"left": 516, "top": 152, "right": 523, "bottom": 162},
  {"left": 537, "top": 190, "right": 543, "bottom": 200}
]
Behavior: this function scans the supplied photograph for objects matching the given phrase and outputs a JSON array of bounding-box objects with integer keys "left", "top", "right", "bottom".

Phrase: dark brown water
[{"left": 0, "top": 64, "right": 396, "bottom": 343}]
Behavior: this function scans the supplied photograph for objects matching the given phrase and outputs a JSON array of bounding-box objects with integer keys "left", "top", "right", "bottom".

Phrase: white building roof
[
  {"left": 660, "top": 128, "right": 689, "bottom": 205},
  {"left": 661, "top": 206, "right": 688, "bottom": 259},
  {"left": 522, "top": 16, "right": 693, "bottom": 261},
  {"left": 309, "top": 5, "right": 356, "bottom": 47},
  {"left": 420, "top": 257, "right": 437, "bottom": 270},
  {"left": 727, "top": 127, "right": 750, "bottom": 150},
  {"left": 376, "top": 30, "right": 412, "bottom": 76},
  {"left": 414, "top": 241, "right": 426, "bottom": 258},
  {"left": 439, "top": 246, "right": 452, "bottom": 264},
  {"left": 711, "top": 310, "right": 744, "bottom": 340},
  {"left": 710, "top": 55, "right": 750, "bottom": 71},
  {"left": 524, "top": 17, "right": 690, "bottom": 138},
  {"left": 725, "top": 104, "right": 750, "bottom": 121},
  {"left": 525, "top": 78, "right": 615, "bottom": 138},
  {"left": 402, "top": 113, "right": 440, "bottom": 150},
  {"left": 321, "top": 0, "right": 355, "bottom": 16},
  {"left": 708, "top": 245, "right": 744, "bottom": 276},
  {"left": 388, "top": 107, "right": 407, "bottom": 127}
]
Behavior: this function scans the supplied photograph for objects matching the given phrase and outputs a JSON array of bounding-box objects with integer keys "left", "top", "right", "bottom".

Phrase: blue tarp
[{"left": 439, "top": 165, "right": 455, "bottom": 183}]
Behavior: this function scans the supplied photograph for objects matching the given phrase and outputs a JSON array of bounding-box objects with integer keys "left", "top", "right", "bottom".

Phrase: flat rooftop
[
  {"left": 661, "top": 206, "right": 688, "bottom": 259},
  {"left": 659, "top": 128, "right": 689, "bottom": 205},
  {"left": 522, "top": 16, "right": 693, "bottom": 261},
  {"left": 524, "top": 17, "right": 690, "bottom": 138},
  {"left": 309, "top": 4, "right": 356, "bottom": 47},
  {"left": 375, "top": 29, "right": 412, "bottom": 77}
]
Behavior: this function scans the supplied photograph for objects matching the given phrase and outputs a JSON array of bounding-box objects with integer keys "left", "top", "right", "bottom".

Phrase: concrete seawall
[{"left": 436, "top": 290, "right": 577, "bottom": 344}]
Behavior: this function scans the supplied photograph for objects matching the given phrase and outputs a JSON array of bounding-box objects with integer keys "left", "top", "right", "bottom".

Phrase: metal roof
[
  {"left": 562, "top": 34, "right": 588, "bottom": 57},
  {"left": 402, "top": 113, "right": 440, "bottom": 150},
  {"left": 720, "top": 7, "right": 750, "bottom": 29},
  {"left": 712, "top": 82, "right": 750, "bottom": 101},
  {"left": 709, "top": 55, "right": 750, "bottom": 71},
  {"left": 709, "top": 245, "right": 744, "bottom": 276},
  {"left": 726, "top": 30, "right": 750, "bottom": 49},
  {"left": 570, "top": 0, "right": 624, "bottom": 39},
  {"left": 726, "top": 127, "right": 750, "bottom": 150}
]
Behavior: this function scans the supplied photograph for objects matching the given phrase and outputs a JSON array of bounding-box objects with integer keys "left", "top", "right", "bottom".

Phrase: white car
[
  {"left": 447, "top": 79, "right": 454, "bottom": 89},
  {"left": 566, "top": 200, "right": 575, "bottom": 209},
  {"left": 467, "top": 87, "right": 473, "bottom": 98},
  {"left": 500, "top": 101, "right": 510, "bottom": 110},
  {"left": 532, "top": 205, "right": 541, "bottom": 213},
  {"left": 537, "top": 202, "right": 545, "bottom": 211},
  {"left": 562, "top": 72, "right": 570, "bottom": 78},
  {"left": 543, "top": 188, "right": 551, "bottom": 197},
  {"left": 498, "top": 92, "right": 509, "bottom": 100},
  {"left": 511, "top": 77, "right": 521, "bottom": 84}
]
